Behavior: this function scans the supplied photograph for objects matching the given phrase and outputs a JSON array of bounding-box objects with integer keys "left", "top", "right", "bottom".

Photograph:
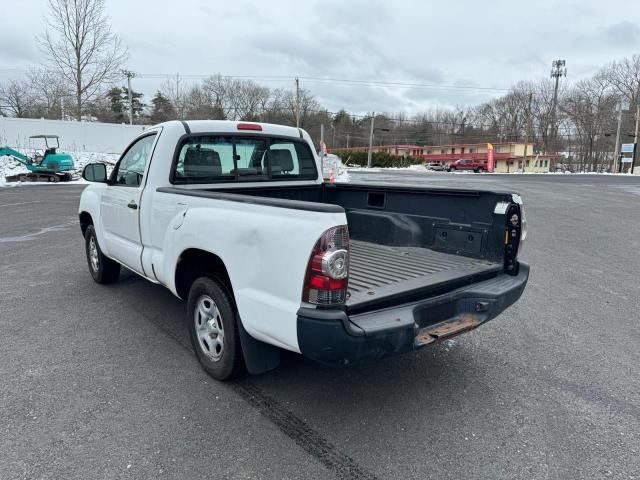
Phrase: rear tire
[
  {"left": 85, "top": 225, "right": 120, "bottom": 284},
  {"left": 476, "top": 167, "right": 484, "bottom": 173},
  {"left": 187, "top": 277, "right": 245, "bottom": 381}
]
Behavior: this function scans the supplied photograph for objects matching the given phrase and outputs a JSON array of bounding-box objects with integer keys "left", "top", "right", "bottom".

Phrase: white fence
[{"left": 0, "top": 117, "right": 147, "bottom": 154}]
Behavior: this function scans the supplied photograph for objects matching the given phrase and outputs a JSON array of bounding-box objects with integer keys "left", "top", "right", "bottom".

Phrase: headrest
[
  {"left": 183, "top": 147, "right": 222, "bottom": 177},
  {"left": 270, "top": 149, "right": 294, "bottom": 172}
]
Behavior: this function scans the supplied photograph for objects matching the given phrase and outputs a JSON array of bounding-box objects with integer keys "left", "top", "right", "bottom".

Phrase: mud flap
[{"left": 237, "top": 318, "right": 281, "bottom": 374}]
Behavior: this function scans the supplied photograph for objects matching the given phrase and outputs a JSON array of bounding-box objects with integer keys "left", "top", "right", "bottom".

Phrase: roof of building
[
  {"left": 422, "top": 142, "right": 533, "bottom": 149},
  {"left": 341, "top": 141, "right": 536, "bottom": 151}
]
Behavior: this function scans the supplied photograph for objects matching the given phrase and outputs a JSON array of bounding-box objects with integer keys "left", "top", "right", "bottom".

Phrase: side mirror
[{"left": 83, "top": 163, "right": 107, "bottom": 183}]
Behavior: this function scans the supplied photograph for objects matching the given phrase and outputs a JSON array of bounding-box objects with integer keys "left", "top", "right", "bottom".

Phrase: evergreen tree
[
  {"left": 150, "top": 91, "right": 177, "bottom": 123},
  {"left": 122, "top": 87, "right": 145, "bottom": 120},
  {"left": 106, "top": 87, "right": 125, "bottom": 122}
]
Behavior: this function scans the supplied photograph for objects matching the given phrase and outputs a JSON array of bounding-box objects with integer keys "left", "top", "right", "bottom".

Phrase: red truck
[{"left": 447, "top": 158, "right": 488, "bottom": 173}]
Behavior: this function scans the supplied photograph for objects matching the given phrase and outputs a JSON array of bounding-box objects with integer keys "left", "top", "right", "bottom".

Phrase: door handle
[{"left": 127, "top": 201, "right": 138, "bottom": 210}]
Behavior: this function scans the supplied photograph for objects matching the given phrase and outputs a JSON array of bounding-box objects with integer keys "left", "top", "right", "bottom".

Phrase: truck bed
[
  {"left": 347, "top": 241, "right": 502, "bottom": 311},
  {"left": 168, "top": 183, "right": 513, "bottom": 312}
]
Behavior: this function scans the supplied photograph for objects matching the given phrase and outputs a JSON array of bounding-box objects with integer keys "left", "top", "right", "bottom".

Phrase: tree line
[{"left": 0, "top": 0, "right": 639, "bottom": 171}]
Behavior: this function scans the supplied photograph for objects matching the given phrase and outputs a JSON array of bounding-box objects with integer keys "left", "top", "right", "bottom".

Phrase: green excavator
[{"left": 1, "top": 135, "right": 76, "bottom": 182}]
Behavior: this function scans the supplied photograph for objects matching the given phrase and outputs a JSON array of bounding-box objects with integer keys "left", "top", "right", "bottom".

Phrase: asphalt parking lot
[{"left": 1, "top": 173, "right": 639, "bottom": 480}]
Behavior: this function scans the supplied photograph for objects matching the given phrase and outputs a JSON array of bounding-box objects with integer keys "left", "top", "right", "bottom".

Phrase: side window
[{"left": 113, "top": 134, "right": 157, "bottom": 186}]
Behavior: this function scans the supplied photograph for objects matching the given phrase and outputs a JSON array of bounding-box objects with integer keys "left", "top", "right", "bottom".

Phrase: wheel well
[
  {"left": 175, "top": 249, "right": 233, "bottom": 301},
  {"left": 79, "top": 211, "right": 93, "bottom": 236}
]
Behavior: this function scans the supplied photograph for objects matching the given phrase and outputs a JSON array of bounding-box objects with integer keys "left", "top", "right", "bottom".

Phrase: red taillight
[
  {"left": 302, "top": 225, "right": 349, "bottom": 305},
  {"left": 308, "top": 274, "right": 348, "bottom": 290},
  {"left": 237, "top": 122, "right": 262, "bottom": 131}
]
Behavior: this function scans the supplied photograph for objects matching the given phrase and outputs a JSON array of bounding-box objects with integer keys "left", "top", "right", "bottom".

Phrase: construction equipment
[{"left": 1, "top": 135, "right": 76, "bottom": 182}]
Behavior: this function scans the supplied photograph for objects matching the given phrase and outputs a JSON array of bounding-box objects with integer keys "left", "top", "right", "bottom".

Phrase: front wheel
[
  {"left": 85, "top": 225, "right": 120, "bottom": 284},
  {"left": 187, "top": 277, "right": 245, "bottom": 380},
  {"left": 476, "top": 167, "right": 484, "bottom": 173},
  {"left": 448, "top": 166, "right": 456, "bottom": 172}
]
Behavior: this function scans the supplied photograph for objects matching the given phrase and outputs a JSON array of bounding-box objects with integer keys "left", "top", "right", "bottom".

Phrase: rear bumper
[{"left": 297, "top": 262, "right": 529, "bottom": 366}]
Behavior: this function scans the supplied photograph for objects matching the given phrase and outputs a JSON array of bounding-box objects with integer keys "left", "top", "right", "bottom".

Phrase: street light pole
[
  {"left": 550, "top": 60, "right": 566, "bottom": 154},
  {"left": 295, "top": 78, "right": 300, "bottom": 128},
  {"left": 367, "top": 112, "right": 375, "bottom": 168}
]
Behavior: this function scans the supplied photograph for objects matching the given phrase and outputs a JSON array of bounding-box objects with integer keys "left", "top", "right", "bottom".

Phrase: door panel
[
  {"left": 101, "top": 187, "right": 144, "bottom": 273},
  {"left": 100, "top": 133, "right": 157, "bottom": 275}
]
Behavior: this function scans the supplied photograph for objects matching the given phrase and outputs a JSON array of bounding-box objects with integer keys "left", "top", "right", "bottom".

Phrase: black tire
[
  {"left": 187, "top": 276, "right": 245, "bottom": 381},
  {"left": 449, "top": 166, "right": 456, "bottom": 172},
  {"left": 85, "top": 224, "right": 120, "bottom": 284},
  {"left": 476, "top": 167, "right": 484, "bottom": 173}
]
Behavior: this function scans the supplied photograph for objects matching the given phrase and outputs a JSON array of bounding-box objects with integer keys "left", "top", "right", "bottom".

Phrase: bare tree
[
  {"left": 27, "top": 68, "right": 70, "bottom": 119},
  {"left": 38, "top": 0, "right": 128, "bottom": 120},
  {"left": 561, "top": 73, "right": 617, "bottom": 172},
  {"left": 604, "top": 54, "right": 640, "bottom": 105},
  {"left": 0, "top": 78, "right": 34, "bottom": 117},
  {"left": 200, "top": 76, "right": 270, "bottom": 120},
  {"left": 183, "top": 84, "right": 223, "bottom": 119},
  {"left": 160, "top": 75, "right": 188, "bottom": 119}
]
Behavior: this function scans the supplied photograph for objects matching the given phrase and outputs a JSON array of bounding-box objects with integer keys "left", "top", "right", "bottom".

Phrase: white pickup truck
[{"left": 79, "top": 120, "right": 529, "bottom": 380}]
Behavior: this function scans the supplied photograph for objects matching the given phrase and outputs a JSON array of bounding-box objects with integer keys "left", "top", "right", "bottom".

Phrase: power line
[
  {"left": 294, "top": 76, "right": 510, "bottom": 92},
  {"left": 0, "top": 69, "right": 511, "bottom": 93},
  {"left": 136, "top": 73, "right": 511, "bottom": 92}
]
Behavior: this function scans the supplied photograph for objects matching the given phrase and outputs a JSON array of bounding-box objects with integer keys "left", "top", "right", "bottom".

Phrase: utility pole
[
  {"left": 613, "top": 99, "right": 628, "bottom": 173},
  {"left": 122, "top": 70, "right": 136, "bottom": 125},
  {"left": 522, "top": 93, "right": 533, "bottom": 172},
  {"left": 171, "top": 73, "right": 182, "bottom": 118},
  {"left": 550, "top": 60, "right": 566, "bottom": 153},
  {"left": 319, "top": 123, "right": 325, "bottom": 177},
  {"left": 632, "top": 103, "right": 639, "bottom": 174},
  {"left": 295, "top": 77, "right": 300, "bottom": 128},
  {"left": 367, "top": 112, "right": 375, "bottom": 168},
  {"left": 346, "top": 133, "right": 350, "bottom": 149}
]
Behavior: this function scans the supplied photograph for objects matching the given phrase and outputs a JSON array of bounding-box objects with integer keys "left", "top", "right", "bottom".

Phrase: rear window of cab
[{"left": 171, "top": 135, "right": 318, "bottom": 184}]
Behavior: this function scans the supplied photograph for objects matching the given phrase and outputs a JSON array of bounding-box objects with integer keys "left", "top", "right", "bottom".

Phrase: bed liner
[{"left": 347, "top": 240, "right": 502, "bottom": 312}]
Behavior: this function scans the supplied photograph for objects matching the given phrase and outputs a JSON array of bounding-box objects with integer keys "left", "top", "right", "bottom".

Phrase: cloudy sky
[{"left": 1, "top": 0, "right": 639, "bottom": 114}]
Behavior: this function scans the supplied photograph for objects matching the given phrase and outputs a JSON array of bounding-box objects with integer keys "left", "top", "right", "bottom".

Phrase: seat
[
  {"left": 124, "top": 171, "right": 141, "bottom": 186},
  {"left": 270, "top": 149, "right": 294, "bottom": 174},
  {"left": 183, "top": 148, "right": 222, "bottom": 177}
]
